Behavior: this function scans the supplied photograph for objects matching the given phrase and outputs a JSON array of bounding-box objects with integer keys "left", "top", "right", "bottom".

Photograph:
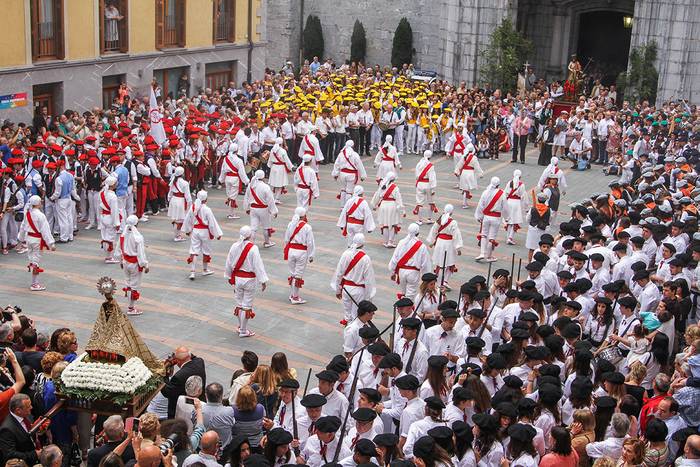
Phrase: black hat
[
  {"left": 358, "top": 388, "right": 381, "bottom": 404},
  {"left": 359, "top": 327, "right": 380, "bottom": 340},
  {"left": 394, "top": 374, "right": 420, "bottom": 391},
  {"left": 589, "top": 253, "right": 605, "bottom": 262},
  {"left": 316, "top": 370, "right": 340, "bottom": 382},
  {"left": 357, "top": 300, "right": 378, "bottom": 316},
  {"left": 244, "top": 454, "right": 271, "bottom": 467},
  {"left": 460, "top": 282, "right": 478, "bottom": 296},
  {"left": 603, "top": 371, "right": 625, "bottom": 385},
  {"left": 497, "top": 342, "right": 515, "bottom": 354},
  {"left": 486, "top": 353, "right": 506, "bottom": 369},
  {"left": 474, "top": 290, "right": 491, "bottom": 301},
  {"left": 427, "top": 355, "right": 449, "bottom": 369},
  {"left": 525, "top": 261, "right": 544, "bottom": 271},
  {"left": 267, "top": 427, "right": 293, "bottom": 445},
  {"left": 424, "top": 396, "right": 446, "bottom": 411},
  {"left": 536, "top": 324, "right": 555, "bottom": 339},
  {"left": 373, "top": 433, "right": 399, "bottom": 447},
  {"left": 517, "top": 397, "right": 537, "bottom": 413},
  {"left": 327, "top": 355, "right": 350, "bottom": 374},
  {"left": 354, "top": 438, "right": 376, "bottom": 457},
  {"left": 557, "top": 270, "right": 574, "bottom": 280},
  {"left": 594, "top": 296, "right": 612, "bottom": 305},
  {"left": 508, "top": 423, "right": 537, "bottom": 443},
  {"left": 564, "top": 300, "right": 582, "bottom": 311},
  {"left": 669, "top": 258, "right": 684, "bottom": 267},
  {"left": 453, "top": 386, "right": 474, "bottom": 402},
  {"left": 469, "top": 275, "right": 487, "bottom": 285},
  {"left": 472, "top": 413, "right": 498, "bottom": 432},
  {"left": 496, "top": 402, "right": 517, "bottom": 419},
  {"left": 400, "top": 317, "right": 422, "bottom": 330},
  {"left": 538, "top": 364, "right": 560, "bottom": 378},
  {"left": 511, "top": 328, "right": 530, "bottom": 339},
  {"left": 395, "top": 297, "right": 414, "bottom": 308},
  {"left": 493, "top": 268, "right": 510, "bottom": 277},
  {"left": 551, "top": 316, "right": 572, "bottom": 329},
  {"left": 524, "top": 346, "right": 548, "bottom": 360},
  {"left": 612, "top": 242, "right": 628, "bottom": 252},
  {"left": 518, "top": 291, "right": 534, "bottom": 301},
  {"left": 538, "top": 383, "right": 563, "bottom": 404},
  {"left": 465, "top": 336, "right": 486, "bottom": 349},
  {"left": 618, "top": 296, "right": 638, "bottom": 310},
  {"left": 467, "top": 308, "right": 487, "bottom": 319},
  {"left": 427, "top": 425, "right": 453, "bottom": 444},
  {"left": 630, "top": 236, "right": 644, "bottom": 246},
  {"left": 602, "top": 282, "right": 621, "bottom": 293},
  {"left": 413, "top": 436, "right": 435, "bottom": 460},
  {"left": 570, "top": 377, "right": 593, "bottom": 399},
  {"left": 544, "top": 334, "right": 565, "bottom": 352},
  {"left": 533, "top": 251, "right": 550, "bottom": 264},
  {"left": 301, "top": 394, "right": 327, "bottom": 408},
  {"left": 422, "top": 272, "right": 438, "bottom": 282},
  {"left": 563, "top": 282, "right": 580, "bottom": 293},
  {"left": 576, "top": 278, "right": 592, "bottom": 293},
  {"left": 505, "top": 289, "right": 519, "bottom": 298},
  {"left": 539, "top": 234, "right": 555, "bottom": 245},
  {"left": 503, "top": 375, "right": 523, "bottom": 389},
  {"left": 570, "top": 251, "right": 588, "bottom": 261},
  {"left": 596, "top": 358, "right": 616, "bottom": 374},
  {"left": 662, "top": 242, "right": 677, "bottom": 253},
  {"left": 440, "top": 308, "right": 460, "bottom": 319},
  {"left": 459, "top": 362, "right": 482, "bottom": 377},
  {"left": 352, "top": 407, "right": 378, "bottom": 422},
  {"left": 315, "top": 416, "right": 342, "bottom": 433},
  {"left": 378, "top": 353, "right": 402, "bottom": 369},
  {"left": 368, "top": 342, "right": 390, "bottom": 356},
  {"left": 279, "top": 379, "right": 300, "bottom": 390},
  {"left": 562, "top": 323, "right": 581, "bottom": 339},
  {"left": 633, "top": 270, "right": 650, "bottom": 281},
  {"left": 595, "top": 396, "right": 617, "bottom": 409},
  {"left": 520, "top": 311, "right": 539, "bottom": 322}
]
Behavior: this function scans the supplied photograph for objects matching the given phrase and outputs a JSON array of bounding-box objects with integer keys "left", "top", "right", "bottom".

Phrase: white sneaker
[
  {"left": 416, "top": 219, "right": 423, "bottom": 226},
  {"left": 227, "top": 215, "right": 240, "bottom": 219},
  {"left": 239, "top": 330, "right": 256, "bottom": 338},
  {"left": 189, "top": 272, "right": 196, "bottom": 280},
  {"left": 84, "top": 225, "right": 94, "bottom": 230},
  {"left": 104, "top": 257, "right": 120, "bottom": 264},
  {"left": 139, "top": 216, "right": 149, "bottom": 223},
  {"left": 475, "top": 255, "right": 485, "bottom": 261},
  {"left": 485, "top": 257, "right": 497, "bottom": 262},
  {"left": 425, "top": 219, "right": 434, "bottom": 224},
  {"left": 263, "top": 242, "right": 276, "bottom": 248},
  {"left": 127, "top": 307, "right": 143, "bottom": 316},
  {"left": 290, "top": 296, "right": 307, "bottom": 305},
  {"left": 30, "top": 284, "right": 46, "bottom": 291},
  {"left": 202, "top": 270, "right": 214, "bottom": 276},
  {"left": 173, "top": 237, "right": 186, "bottom": 242}
]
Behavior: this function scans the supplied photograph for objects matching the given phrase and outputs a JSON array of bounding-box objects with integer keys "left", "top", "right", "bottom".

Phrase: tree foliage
[
  {"left": 616, "top": 42, "right": 659, "bottom": 104},
  {"left": 303, "top": 15, "right": 324, "bottom": 62},
  {"left": 350, "top": 20, "right": 367, "bottom": 64},
  {"left": 391, "top": 18, "right": 413, "bottom": 68},
  {"left": 479, "top": 18, "right": 533, "bottom": 92}
]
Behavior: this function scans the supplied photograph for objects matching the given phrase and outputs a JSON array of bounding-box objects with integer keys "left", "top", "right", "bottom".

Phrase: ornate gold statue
[{"left": 564, "top": 54, "right": 582, "bottom": 100}]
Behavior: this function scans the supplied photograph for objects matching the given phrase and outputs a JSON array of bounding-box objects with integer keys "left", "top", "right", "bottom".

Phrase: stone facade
[{"left": 265, "top": 0, "right": 700, "bottom": 104}]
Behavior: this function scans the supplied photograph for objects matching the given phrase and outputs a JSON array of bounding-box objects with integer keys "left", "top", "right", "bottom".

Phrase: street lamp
[{"left": 623, "top": 16, "right": 633, "bottom": 29}]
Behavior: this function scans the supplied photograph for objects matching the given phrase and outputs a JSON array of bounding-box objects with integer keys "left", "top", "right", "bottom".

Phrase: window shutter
[
  {"left": 54, "top": 0, "right": 65, "bottom": 59},
  {"left": 155, "top": 0, "right": 164, "bottom": 49},
  {"left": 30, "top": 0, "right": 39, "bottom": 60},
  {"left": 212, "top": 0, "right": 218, "bottom": 42},
  {"left": 228, "top": 0, "right": 235, "bottom": 43},
  {"left": 119, "top": 0, "right": 129, "bottom": 52},
  {"left": 99, "top": 0, "right": 105, "bottom": 54},
  {"left": 177, "top": 0, "right": 186, "bottom": 47}
]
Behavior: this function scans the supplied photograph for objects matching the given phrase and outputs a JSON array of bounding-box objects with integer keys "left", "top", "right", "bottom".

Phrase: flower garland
[{"left": 60, "top": 353, "right": 153, "bottom": 395}]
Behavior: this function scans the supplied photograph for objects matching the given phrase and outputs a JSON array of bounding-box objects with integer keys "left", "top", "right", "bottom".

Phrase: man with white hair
[
  {"left": 414, "top": 150, "right": 438, "bottom": 224},
  {"left": 119, "top": 215, "right": 149, "bottom": 315},
  {"left": 283, "top": 206, "right": 316, "bottom": 304},
  {"left": 87, "top": 415, "right": 136, "bottom": 467},
  {"left": 537, "top": 156, "right": 568, "bottom": 193},
  {"left": 49, "top": 160, "right": 79, "bottom": 243},
  {"left": 453, "top": 141, "right": 483, "bottom": 207},
  {"left": 337, "top": 186, "right": 375, "bottom": 247},
  {"left": 99, "top": 176, "right": 121, "bottom": 263},
  {"left": 332, "top": 140, "right": 366, "bottom": 206},
  {"left": 17, "top": 195, "right": 56, "bottom": 291},
  {"left": 218, "top": 143, "right": 249, "bottom": 219},
  {"left": 266, "top": 137, "right": 294, "bottom": 203},
  {"left": 294, "top": 154, "right": 320, "bottom": 209},
  {"left": 167, "top": 166, "right": 192, "bottom": 242},
  {"left": 427, "top": 204, "right": 463, "bottom": 289},
  {"left": 504, "top": 169, "right": 529, "bottom": 245},
  {"left": 371, "top": 172, "right": 405, "bottom": 248},
  {"left": 373, "top": 135, "right": 401, "bottom": 184},
  {"left": 225, "top": 226, "right": 269, "bottom": 338},
  {"left": 389, "top": 223, "right": 432, "bottom": 299},
  {"left": 297, "top": 126, "right": 324, "bottom": 176},
  {"left": 475, "top": 177, "right": 506, "bottom": 262},
  {"left": 182, "top": 191, "right": 223, "bottom": 280},
  {"left": 331, "top": 233, "right": 376, "bottom": 325},
  {"left": 244, "top": 170, "right": 278, "bottom": 248}
]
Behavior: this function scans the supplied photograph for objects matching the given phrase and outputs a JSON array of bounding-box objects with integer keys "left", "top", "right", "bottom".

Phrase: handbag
[
  {"left": 14, "top": 211, "right": 24, "bottom": 223},
  {"left": 69, "top": 442, "right": 82, "bottom": 467}
]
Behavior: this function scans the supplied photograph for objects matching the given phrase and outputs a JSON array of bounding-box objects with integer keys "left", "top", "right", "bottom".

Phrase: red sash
[
  {"left": 436, "top": 218, "right": 453, "bottom": 240},
  {"left": 249, "top": 185, "right": 267, "bottom": 209},
  {"left": 100, "top": 191, "right": 111, "bottom": 215},
  {"left": 341, "top": 150, "right": 359, "bottom": 183},
  {"left": 341, "top": 251, "right": 366, "bottom": 287},
  {"left": 272, "top": 149, "right": 291, "bottom": 173},
  {"left": 173, "top": 181, "right": 188, "bottom": 210},
  {"left": 381, "top": 147, "right": 396, "bottom": 166},
  {"left": 415, "top": 162, "right": 433, "bottom": 186},
  {"left": 224, "top": 157, "right": 243, "bottom": 184},
  {"left": 395, "top": 240, "right": 422, "bottom": 275},
  {"left": 284, "top": 221, "right": 307, "bottom": 260},
  {"left": 380, "top": 184, "right": 397, "bottom": 204},
  {"left": 119, "top": 235, "right": 140, "bottom": 265},
  {"left": 507, "top": 181, "right": 522, "bottom": 200},
  {"left": 452, "top": 134, "right": 465, "bottom": 155},
  {"left": 297, "top": 168, "right": 313, "bottom": 206},
  {"left": 483, "top": 190, "right": 504, "bottom": 217},
  {"left": 303, "top": 135, "right": 316, "bottom": 156},
  {"left": 26, "top": 211, "right": 48, "bottom": 250},
  {"left": 460, "top": 154, "right": 475, "bottom": 172},
  {"left": 229, "top": 241, "right": 255, "bottom": 284},
  {"left": 344, "top": 198, "right": 365, "bottom": 236}
]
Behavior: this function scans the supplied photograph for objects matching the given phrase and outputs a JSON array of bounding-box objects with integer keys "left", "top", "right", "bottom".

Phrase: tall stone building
[{"left": 266, "top": 0, "right": 700, "bottom": 104}]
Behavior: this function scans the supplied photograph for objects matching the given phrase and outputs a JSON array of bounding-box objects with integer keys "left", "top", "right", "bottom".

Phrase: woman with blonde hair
[
  {"left": 249, "top": 364, "right": 278, "bottom": 417},
  {"left": 57, "top": 330, "right": 78, "bottom": 363},
  {"left": 569, "top": 409, "right": 596, "bottom": 467},
  {"left": 231, "top": 385, "right": 265, "bottom": 452}
]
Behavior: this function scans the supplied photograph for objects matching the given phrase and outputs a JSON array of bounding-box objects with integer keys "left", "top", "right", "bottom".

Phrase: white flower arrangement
[{"left": 61, "top": 353, "right": 153, "bottom": 394}]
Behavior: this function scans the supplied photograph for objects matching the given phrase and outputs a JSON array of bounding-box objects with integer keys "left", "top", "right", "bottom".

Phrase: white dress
[
  {"left": 167, "top": 177, "right": 192, "bottom": 222},
  {"left": 504, "top": 179, "right": 528, "bottom": 226},
  {"left": 371, "top": 182, "right": 404, "bottom": 229},
  {"left": 266, "top": 145, "right": 293, "bottom": 188}
]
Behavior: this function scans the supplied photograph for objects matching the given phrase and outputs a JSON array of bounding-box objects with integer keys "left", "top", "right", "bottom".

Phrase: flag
[{"left": 148, "top": 86, "right": 166, "bottom": 146}]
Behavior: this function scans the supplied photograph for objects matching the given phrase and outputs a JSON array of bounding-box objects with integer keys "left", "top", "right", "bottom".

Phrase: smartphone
[
  {"left": 185, "top": 397, "right": 195, "bottom": 405},
  {"left": 125, "top": 417, "right": 139, "bottom": 433}
]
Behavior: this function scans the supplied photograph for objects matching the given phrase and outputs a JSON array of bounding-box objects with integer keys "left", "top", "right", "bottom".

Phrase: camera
[{"left": 159, "top": 433, "right": 180, "bottom": 455}]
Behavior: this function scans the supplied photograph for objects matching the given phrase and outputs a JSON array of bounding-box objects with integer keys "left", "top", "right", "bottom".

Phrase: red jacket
[{"left": 639, "top": 393, "right": 669, "bottom": 433}]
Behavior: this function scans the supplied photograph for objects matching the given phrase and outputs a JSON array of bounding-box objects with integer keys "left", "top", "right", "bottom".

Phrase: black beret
[
  {"left": 422, "top": 272, "right": 438, "bottom": 282},
  {"left": 520, "top": 280, "right": 537, "bottom": 291},
  {"left": 539, "top": 234, "right": 555, "bottom": 245},
  {"left": 358, "top": 388, "right": 381, "bottom": 403},
  {"left": 565, "top": 300, "right": 582, "bottom": 311},
  {"left": 267, "top": 427, "right": 293, "bottom": 445},
  {"left": 518, "top": 291, "right": 534, "bottom": 301},
  {"left": 525, "top": 261, "right": 544, "bottom": 271},
  {"left": 612, "top": 242, "right": 628, "bottom": 252},
  {"left": 451, "top": 421, "right": 471, "bottom": 440},
  {"left": 603, "top": 371, "right": 625, "bottom": 385},
  {"left": 486, "top": 353, "right": 507, "bottom": 369},
  {"left": 301, "top": 393, "right": 327, "bottom": 407},
  {"left": 357, "top": 300, "right": 378, "bottom": 316},
  {"left": 521, "top": 311, "right": 540, "bottom": 322},
  {"left": 438, "top": 300, "right": 459, "bottom": 310},
  {"left": 563, "top": 282, "right": 580, "bottom": 293},
  {"left": 359, "top": 326, "right": 380, "bottom": 340},
  {"left": 413, "top": 436, "right": 435, "bottom": 460},
  {"left": 279, "top": 379, "right": 300, "bottom": 390},
  {"left": 368, "top": 342, "right": 390, "bottom": 356},
  {"left": 508, "top": 423, "right": 537, "bottom": 443},
  {"left": 427, "top": 355, "right": 449, "bottom": 369},
  {"left": 570, "top": 377, "right": 593, "bottom": 399},
  {"left": 395, "top": 297, "right": 414, "bottom": 308},
  {"left": 400, "top": 317, "right": 422, "bottom": 330},
  {"left": 378, "top": 352, "right": 402, "bottom": 369},
  {"left": 316, "top": 369, "right": 340, "bottom": 382},
  {"left": 630, "top": 236, "right": 644, "bottom": 246},
  {"left": 517, "top": 397, "right": 537, "bottom": 412},
  {"left": 595, "top": 396, "right": 617, "bottom": 409},
  {"left": 524, "top": 346, "right": 548, "bottom": 360},
  {"left": 469, "top": 275, "right": 487, "bottom": 285},
  {"left": 602, "top": 282, "right": 621, "bottom": 293},
  {"left": 633, "top": 269, "right": 650, "bottom": 281},
  {"left": 596, "top": 358, "right": 616, "bottom": 374},
  {"left": 562, "top": 323, "right": 581, "bottom": 338},
  {"left": 453, "top": 386, "right": 474, "bottom": 401},
  {"left": 538, "top": 383, "right": 563, "bottom": 403},
  {"left": 354, "top": 438, "right": 376, "bottom": 457},
  {"left": 467, "top": 308, "right": 486, "bottom": 319},
  {"left": 496, "top": 402, "right": 517, "bottom": 419},
  {"left": 352, "top": 407, "right": 377, "bottom": 422},
  {"left": 427, "top": 425, "right": 453, "bottom": 441},
  {"left": 618, "top": 296, "right": 638, "bottom": 309},
  {"left": 315, "top": 416, "right": 342, "bottom": 433},
  {"left": 460, "top": 283, "right": 478, "bottom": 296},
  {"left": 493, "top": 268, "right": 510, "bottom": 277},
  {"left": 536, "top": 324, "right": 555, "bottom": 339},
  {"left": 497, "top": 342, "right": 515, "bottom": 354},
  {"left": 327, "top": 355, "right": 349, "bottom": 373},
  {"left": 533, "top": 251, "right": 550, "bottom": 264},
  {"left": 538, "top": 364, "right": 560, "bottom": 378},
  {"left": 570, "top": 251, "right": 588, "bottom": 261},
  {"left": 511, "top": 328, "right": 530, "bottom": 339},
  {"left": 589, "top": 253, "right": 605, "bottom": 262},
  {"left": 594, "top": 296, "right": 612, "bottom": 305},
  {"left": 474, "top": 290, "right": 491, "bottom": 301},
  {"left": 459, "top": 362, "right": 482, "bottom": 377},
  {"left": 472, "top": 413, "right": 498, "bottom": 432},
  {"left": 503, "top": 375, "right": 523, "bottom": 389},
  {"left": 394, "top": 374, "right": 420, "bottom": 390},
  {"left": 557, "top": 270, "right": 574, "bottom": 279},
  {"left": 373, "top": 433, "right": 399, "bottom": 447},
  {"left": 440, "top": 308, "right": 460, "bottom": 319},
  {"left": 465, "top": 336, "right": 486, "bottom": 349}
]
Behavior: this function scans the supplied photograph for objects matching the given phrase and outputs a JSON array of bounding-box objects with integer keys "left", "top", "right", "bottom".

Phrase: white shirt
[{"left": 585, "top": 436, "right": 625, "bottom": 460}]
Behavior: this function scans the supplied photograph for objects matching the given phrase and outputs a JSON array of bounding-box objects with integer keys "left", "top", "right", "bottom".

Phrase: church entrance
[{"left": 576, "top": 11, "right": 632, "bottom": 87}]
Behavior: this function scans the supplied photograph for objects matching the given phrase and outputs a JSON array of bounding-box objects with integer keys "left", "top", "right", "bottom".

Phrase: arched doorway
[{"left": 576, "top": 11, "right": 632, "bottom": 86}]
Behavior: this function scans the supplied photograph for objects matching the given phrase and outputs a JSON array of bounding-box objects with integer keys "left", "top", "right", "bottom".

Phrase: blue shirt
[
  {"left": 310, "top": 61, "right": 321, "bottom": 75},
  {"left": 58, "top": 171, "right": 74, "bottom": 198},
  {"left": 115, "top": 165, "right": 129, "bottom": 197},
  {"left": 0, "top": 145, "right": 9, "bottom": 165}
]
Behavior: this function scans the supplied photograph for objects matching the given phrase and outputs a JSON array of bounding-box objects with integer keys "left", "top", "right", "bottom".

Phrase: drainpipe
[
  {"left": 299, "top": 0, "right": 305, "bottom": 68},
  {"left": 247, "top": 0, "right": 254, "bottom": 82}
]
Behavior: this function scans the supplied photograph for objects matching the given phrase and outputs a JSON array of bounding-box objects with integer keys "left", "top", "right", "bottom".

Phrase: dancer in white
[
  {"left": 373, "top": 135, "right": 401, "bottom": 184},
  {"left": 475, "top": 177, "right": 506, "bottom": 262},
  {"left": 389, "top": 223, "right": 432, "bottom": 299},
  {"left": 99, "top": 176, "right": 121, "bottom": 264},
  {"left": 225, "top": 225, "right": 269, "bottom": 338},
  {"left": 167, "top": 166, "right": 192, "bottom": 242},
  {"left": 413, "top": 150, "right": 438, "bottom": 224},
  {"left": 17, "top": 195, "right": 55, "bottom": 291},
  {"left": 119, "top": 215, "right": 149, "bottom": 315},
  {"left": 244, "top": 170, "right": 278, "bottom": 247},
  {"left": 297, "top": 126, "right": 324, "bottom": 176},
  {"left": 337, "top": 186, "right": 375, "bottom": 247},
  {"left": 332, "top": 140, "right": 366, "bottom": 206},
  {"left": 283, "top": 207, "right": 316, "bottom": 304},
  {"left": 266, "top": 137, "right": 294, "bottom": 204},
  {"left": 445, "top": 123, "right": 472, "bottom": 176},
  {"left": 331, "top": 233, "right": 376, "bottom": 325},
  {"left": 371, "top": 172, "right": 405, "bottom": 248},
  {"left": 504, "top": 169, "right": 529, "bottom": 245},
  {"left": 537, "top": 156, "right": 568, "bottom": 193},
  {"left": 294, "top": 154, "right": 320, "bottom": 209},
  {"left": 453, "top": 144, "right": 483, "bottom": 208},
  {"left": 426, "top": 204, "right": 463, "bottom": 290},
  {"left": 218, "top": 146, "right": 249, "bottom": 219},
  {"left": 182, "top": 190, "right": 223, "bottom": 280}
]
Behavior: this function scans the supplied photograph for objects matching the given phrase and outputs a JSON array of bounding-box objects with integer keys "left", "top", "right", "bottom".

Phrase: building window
[
  {"left": 213, "top": 0, "right": 235, "bottom": 43},
  {"left": 100, "top": 0, "right": 128, "bottom": 53},
  {"left": 103, "top": 75, "right": 126, "bottom": 109},
  {"left": 205, "top": 61, "right": 236, "bottom": 92},
  {"left": 30, "top": 0, "right": 64, "bottom": 61},
  {"left": 156, "top": 0, "right": 186, "bottom": 49},
  {"left": 33, "top": 82, "right": 63, "bottom": 121},
  {"left": 154, "top": 67, "right": 190, "bottom": 99}
]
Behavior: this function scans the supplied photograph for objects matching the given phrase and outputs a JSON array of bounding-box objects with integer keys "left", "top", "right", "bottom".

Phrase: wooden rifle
[{"left": 333, "top": 347, "right": 365, "bottom": 461}]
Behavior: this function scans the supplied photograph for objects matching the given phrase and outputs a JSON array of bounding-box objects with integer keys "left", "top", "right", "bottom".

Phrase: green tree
[
  {"left": 391, "top": 18, "right": 413, "bottom": 68},
  {"left": 350, "top": 20, "right": 367, "bottom": 64},
  {"left": 479, "top": 18, "right": 533, "bottom": 92},
  {"left": 303, "top": 15, "right": 324, "bottom": 62},
  {"left": 616, "top": 42, "right": 659, "bottom": 104}
]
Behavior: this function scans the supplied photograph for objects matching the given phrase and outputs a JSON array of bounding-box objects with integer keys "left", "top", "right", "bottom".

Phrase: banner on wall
[{"left": 0, "top": 93, "right": 28, "bottom": 110}]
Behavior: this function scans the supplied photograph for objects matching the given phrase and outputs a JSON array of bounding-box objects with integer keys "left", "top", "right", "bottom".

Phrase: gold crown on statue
[{"left": 96, "top": 277, "right": 117, "bottom": 296}]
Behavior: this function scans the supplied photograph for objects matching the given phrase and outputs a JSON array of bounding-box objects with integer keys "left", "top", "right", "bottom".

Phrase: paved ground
[{"left": 1, "top": 146, "right": 613, "bottom": 387}]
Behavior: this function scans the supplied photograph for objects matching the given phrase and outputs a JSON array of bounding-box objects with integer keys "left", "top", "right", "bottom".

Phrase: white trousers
[{"left": 55, "top": 198, "right": 74, "bottom": 241}]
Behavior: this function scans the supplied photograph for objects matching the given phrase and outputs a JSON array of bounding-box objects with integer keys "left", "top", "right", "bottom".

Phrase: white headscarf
[
  {"left": 292, "top": 206, "right": 307, "bottom": 224},
  {"left": 353, "top": 185, "right": 364, "bottom": 197},
  {"left": 170, "top": 166, "right": 185, "bottom": 187},
  {"left": 104, "top": 176, "right": 117, "bottom": 188},
  {"left": 29, "top": 195, "right": 41, "bottom": 207},
  {"left": 513, "top": 169, "right": 522, "bottom": 184},
  {"left": 423, "top": 150, "right": 433, "bottom": 159},
  {"left": 250, "top": 170, "right": 265, "bottom": 188},
  {"left": 239, "top": 225, "right": 252, "bottom": 241},
  {"left": 440, "top": 204, "right": 454, "bottom": 225},
  {"left": 351, "top": 233, "right": 365, "bottom": 249},
  {"left": 384, "top": 135, "right": 393, "bottom": 146},
  {"left": 406, "top": 222, "right": 420, "bottom": 239},
  {"left": 194, "top": 190, "right": 207, "bottom": 215},
  {"left": 380, "top": 172, "right": 396, "bottom": 190},
  {"left": 123, "top": 215, "right": 143, "bottom": 243}
]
